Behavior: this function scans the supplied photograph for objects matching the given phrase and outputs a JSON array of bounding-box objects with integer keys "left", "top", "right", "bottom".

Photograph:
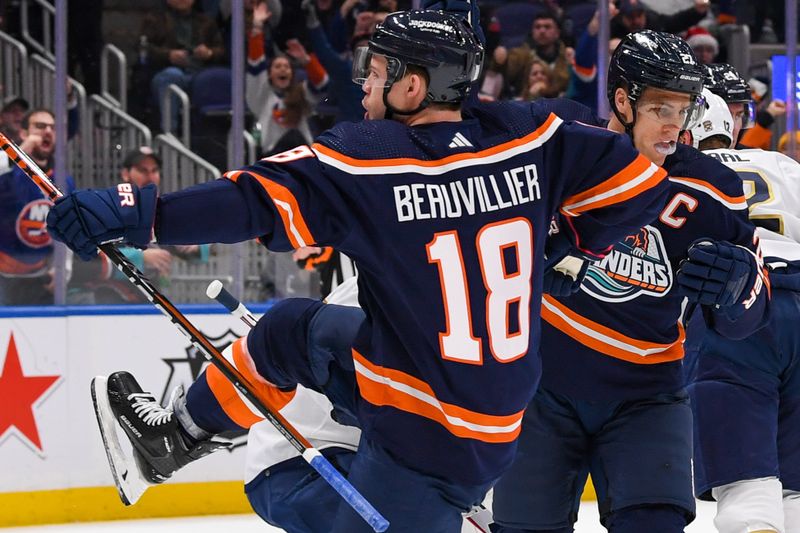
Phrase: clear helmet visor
[
  {"left": 636, "top": 93, "right": 706, "bottom": 131},
  {"left": 684, "top": 94, "right": 707, "bottom": 130},
  {"left": 730, "top": 99, "right": 756, "bottom": 130},
  {"left": 352, "top": 47, "right": 405, "bottom": 89}
]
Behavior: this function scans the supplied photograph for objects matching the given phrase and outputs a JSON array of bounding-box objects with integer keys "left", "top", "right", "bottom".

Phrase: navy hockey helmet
[
  {"left": 608, "top": 30, "right": 707, "bottom": 131},
  {"left": 353, "top": 10, "right": 484, "bottom": 106},
  {"left": 705, "top": 63, "right": 750, "bottom": 103},
  {"left": 705, "top": 63, "right": 755, "bottom": 128}
]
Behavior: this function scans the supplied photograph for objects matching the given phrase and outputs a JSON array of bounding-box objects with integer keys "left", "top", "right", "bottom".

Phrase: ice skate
[{"left": 91, "top": 371, "right": 231, "bottom": 505}]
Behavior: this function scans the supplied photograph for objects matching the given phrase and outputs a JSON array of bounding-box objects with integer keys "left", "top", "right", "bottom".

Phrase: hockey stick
[
  {"left": 208, "top": 280, "right": 495, "bottom": 533},
  {"left": 0, "top": 132, "right": 389, "bottom": 533},
  {"left": 206, "top": 279, "right": 257, "bottom": 327}
]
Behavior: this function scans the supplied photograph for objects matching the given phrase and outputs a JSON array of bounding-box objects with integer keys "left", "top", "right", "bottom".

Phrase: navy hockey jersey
[
  {"left": 0, "top": 165, "right": 74, "bottom": 277},
  {"left": 539, "top": 141, "right": 769, "bottom": 401},
  {"left": 155, "top": 100, "right": 668, "bottom": 484}
]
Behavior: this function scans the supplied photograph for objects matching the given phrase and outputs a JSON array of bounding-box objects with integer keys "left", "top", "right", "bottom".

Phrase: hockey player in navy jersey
[
  {"left": 683, "top": 87, "right": 800, "bottom": 533},
  {"left": 491, "top": 33, "right": 770, "bottom": 533},
  {"left": 45, "top": 9, "right": 671, "bottom": 532}
]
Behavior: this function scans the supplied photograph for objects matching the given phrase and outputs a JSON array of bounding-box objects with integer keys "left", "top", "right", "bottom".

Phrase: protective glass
[
  {"left": 636, "top": 93, "right": 706, "bottom": 130},
  {"left": 352, "top": 47, "right": 405, "bottom": 89}
]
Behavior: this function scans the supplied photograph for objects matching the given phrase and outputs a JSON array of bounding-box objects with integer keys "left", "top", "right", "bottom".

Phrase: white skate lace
[{"left": 128, "top": 393, "right": 173, "bottom": 426}]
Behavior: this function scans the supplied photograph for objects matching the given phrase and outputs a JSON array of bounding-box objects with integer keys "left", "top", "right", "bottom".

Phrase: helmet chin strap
[
  {"left": 611, "top": 101, "right": 638, "bottom": 143},
  {"left": 382, "top": 86, "right": 429, "bottom": 121},
  {"left": 610, "top": 84, "right": 642, "bottom": 143}
]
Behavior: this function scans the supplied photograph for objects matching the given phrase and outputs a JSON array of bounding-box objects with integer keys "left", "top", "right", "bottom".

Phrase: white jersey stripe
[
  {"left": 561, "top": 163, "right": 662, "bottom": 216},
  {"left": 313, "top": 117, "right": 563, "bottom": 176},
  {"left": 541, "top": 297, "right": 677, "bottom": 357},
  {"left": 272, "top": 198, "right": 309, "bottom": 247},
  {"left": 669, "top": 177, "right": 748, "bottom": 211},
  {"left": 352, "top": 358, "right": 522, "bottom": 435}
]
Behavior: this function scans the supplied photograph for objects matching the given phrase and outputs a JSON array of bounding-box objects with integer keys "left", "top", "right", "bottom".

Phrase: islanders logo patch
[
  {"left": 15, "top": 199, "right": 53, "bottom": 249},
  {"left": 581, "top": 225, "right": 672, "bottom": 302}
]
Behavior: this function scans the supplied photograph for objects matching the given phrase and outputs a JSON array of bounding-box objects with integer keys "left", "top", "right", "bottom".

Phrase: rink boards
[
  {"left": 0, "top": 304, "right": 598, "bottom": 527},
  {"left": 0, "top": 305, "right": 260, "bottom": 526}
]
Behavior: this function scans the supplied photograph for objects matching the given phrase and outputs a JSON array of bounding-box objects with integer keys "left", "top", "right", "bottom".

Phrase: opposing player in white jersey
[
  {"left": 690, "top": 95, "right": 800, "bottom": 260},
  {"left": 684, "top": 88, "right": 800, "bottom": 533}
]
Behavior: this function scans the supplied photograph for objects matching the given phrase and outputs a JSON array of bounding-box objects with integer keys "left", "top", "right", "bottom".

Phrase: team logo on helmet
[
  {"left": 581, "top": 225, "right": 672, "bottom": 302},
  {"left": 16, "top": 199, "right": 53, "bottom": 248},
  {"left": 701, "top": 118, "right": 731, "bottom": 133}
]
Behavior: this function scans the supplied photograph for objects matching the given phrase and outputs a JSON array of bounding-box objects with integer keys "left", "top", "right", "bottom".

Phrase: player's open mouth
[{"left": 654, "top": 141, "right": 676, "bottom": 156}]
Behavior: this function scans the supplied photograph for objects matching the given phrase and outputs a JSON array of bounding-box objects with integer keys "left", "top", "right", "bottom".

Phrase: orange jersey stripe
[
  {"left": 0, "top": 252, "right": 47, "bottom": 275},
  {"left": 569, "top": 167, "right": 666, "bottom": 214},
  {"left": 561, "top": 155, "right": 666, "bottom": 216},
  {"left": 352, "top": 349, "right": 524, "bottom": 443},
  {"left": 206, "top": 365, "right": 263, "bottom": 428},
  {"left": 304, "top": 246, "right": 334, "bottom": 270},
  {"left": 205, "top": 338, "right": 296, "bottom": 429},
  {"left": 225, "top": 171, "right": 316, "bottom": 248},
  {"left": 305, "top": 54, "right": 327, "bottom": 87},
  {"left": 312, "top": 113, "right": 561, "bottom": 170},
  {"left": 572, "top": 63, "right": 596, "bottom": 81},
  {"left": 541, "top": 295, "right": 685, "bottom": 364},
  {"left": 669, "top": 176, "right": 748, "bottom": 210}
]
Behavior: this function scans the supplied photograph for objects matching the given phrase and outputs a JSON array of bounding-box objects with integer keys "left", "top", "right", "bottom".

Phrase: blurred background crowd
[{"left": 0, "top": 0, "right": 796, "bottom": 307}]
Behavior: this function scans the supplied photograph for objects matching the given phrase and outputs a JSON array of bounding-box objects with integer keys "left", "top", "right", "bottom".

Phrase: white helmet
[{"left": 690, "top": 88, "right": 735, "bottom": 149}]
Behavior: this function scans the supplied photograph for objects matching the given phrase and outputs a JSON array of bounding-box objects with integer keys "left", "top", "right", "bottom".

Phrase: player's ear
[
  {"left": 614, "top": 87, "right": 632, "bottom": 122},
  {"left": 120, "top": 168, "right": 131, "bottom": 182},
  {"left": 407, "top": 72, "right": 426, "bottom": 103}
]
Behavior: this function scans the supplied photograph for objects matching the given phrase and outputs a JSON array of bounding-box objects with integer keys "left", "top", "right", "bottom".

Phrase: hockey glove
[
  {"left": 676, "top": 239, "right": 763, "bottom": 313},
  {"left": 47, "top": 183, "right": 158, "bottom": 261},
  {"left": 543, "top": 225, "right": 576, "bottom": 270},
  {"left": 543, "top": 255, "right": 589, "bottom": 297}
]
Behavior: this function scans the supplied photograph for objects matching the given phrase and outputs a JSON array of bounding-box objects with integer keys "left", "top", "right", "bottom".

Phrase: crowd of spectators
[
  {"left": 0, "top": 0, "right": 797, "bottom": 305},
  {"left": 65, "top": 146, "right": 211, "bottom": 305},
  {"left": 0, "top": 0, "right": 795, "bottom": 156}
]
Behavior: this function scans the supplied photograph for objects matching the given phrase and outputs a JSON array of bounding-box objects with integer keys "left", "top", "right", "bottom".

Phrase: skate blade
[{"left": 91, "top": 376, "right": 152, "bottom": 505}]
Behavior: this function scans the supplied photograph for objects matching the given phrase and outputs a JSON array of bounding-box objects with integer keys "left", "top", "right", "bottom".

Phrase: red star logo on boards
[{"left": 0, "top": 333, "right": 60, "bottom": 451}]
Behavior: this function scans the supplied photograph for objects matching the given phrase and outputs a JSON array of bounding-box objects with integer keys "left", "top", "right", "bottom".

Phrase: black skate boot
[{"left": 91, "top": 371, "right": 231, "bottom": 505}]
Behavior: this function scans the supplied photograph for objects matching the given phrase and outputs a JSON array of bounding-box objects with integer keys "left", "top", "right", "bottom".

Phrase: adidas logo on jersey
[{"left": 449, "top": 132, "right": 473, "bottom": 149}]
